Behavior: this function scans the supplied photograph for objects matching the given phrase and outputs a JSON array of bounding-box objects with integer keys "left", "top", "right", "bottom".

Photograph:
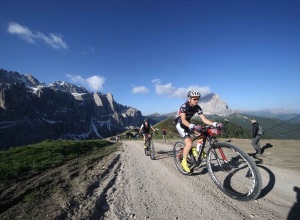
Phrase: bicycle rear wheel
[
  {"left": 149, "top": 140, "right": 155, "bottom": 160},
  {"left": 206, "top": 142, "right": 262, "bottom": 201},
  {"left": 173, "top": 142, "right": 194, "bottom": 175}
]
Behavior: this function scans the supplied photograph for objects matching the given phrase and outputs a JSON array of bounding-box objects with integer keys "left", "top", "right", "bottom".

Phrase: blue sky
[{"left": 1, "top": 0, "right": 300, "bottom": 115}]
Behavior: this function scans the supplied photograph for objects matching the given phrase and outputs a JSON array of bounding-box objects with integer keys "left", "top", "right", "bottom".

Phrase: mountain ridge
[
  {"left": 2, "top": 68, "right": 299, "bottom": 148},
  {"left": 0, "top": 69, "right": 144, "bottom": 149}
]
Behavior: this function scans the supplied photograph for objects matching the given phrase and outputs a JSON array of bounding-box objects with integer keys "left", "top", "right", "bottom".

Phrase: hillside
[{"left": 148, "top": 113, "right": 300, "bottom": 140}]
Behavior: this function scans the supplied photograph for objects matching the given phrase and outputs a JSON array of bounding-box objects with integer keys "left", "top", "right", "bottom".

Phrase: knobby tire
[
  {"left": 206, "top": 142, "right": 262, "bottom": 201},
  {"left": 144, "top": 141, "right": 150, "bottom": 156}
]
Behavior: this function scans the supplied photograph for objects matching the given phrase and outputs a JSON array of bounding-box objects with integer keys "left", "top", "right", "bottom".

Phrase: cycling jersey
[
  {"left": 174, "top": 101, "right": 203, "bottom": 125},
  {"left": 174, "top": 101, "right": 203, "bottom": 139},
  {"left": 140, "top": 122, "right": 153, "bottom": 134}
]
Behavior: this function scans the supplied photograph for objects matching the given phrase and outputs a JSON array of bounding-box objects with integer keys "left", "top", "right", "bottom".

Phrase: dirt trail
[
  {"left": 103, "top": 140, "right": 300, "bottom": 220},
  {"left": 1, "top": 139, "right": 300, "bottom": 220}
]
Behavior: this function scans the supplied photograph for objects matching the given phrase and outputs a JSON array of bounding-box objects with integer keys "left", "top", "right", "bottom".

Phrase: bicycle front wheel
[
  {"left": 149, "top": 140, "right": 155, "bottom": 160},
  {"left": 206, "top": 142, "right": 262, "bottom": 201}
]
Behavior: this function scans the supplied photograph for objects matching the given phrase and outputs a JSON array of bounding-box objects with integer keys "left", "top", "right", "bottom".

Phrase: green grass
[{"left": 0, "top": 139, "right": 118, "bottom": 182}]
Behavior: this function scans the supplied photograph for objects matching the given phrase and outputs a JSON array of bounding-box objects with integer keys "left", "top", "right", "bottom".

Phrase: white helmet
[{"left": 187, "top": 90, "right": 201, "bottom": 98}]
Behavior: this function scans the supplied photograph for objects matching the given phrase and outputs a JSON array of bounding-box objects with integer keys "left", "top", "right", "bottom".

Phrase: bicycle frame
[
  {"left": 190, "top": 126, "right": 228, "bottom": 168},
  {"left": 146, "top": 133, "right": 152, "bottom": 144}
]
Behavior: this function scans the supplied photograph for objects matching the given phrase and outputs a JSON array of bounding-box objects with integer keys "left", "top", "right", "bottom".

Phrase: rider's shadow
[
  {"left": 248, "top": 143, "right": 273, "bottom": 157},
  {"left": 288, "top": 186, "right": 300, "bottom": 220},
  {"left": 261, "top": 143, "right": 273, "bottom": 155}
]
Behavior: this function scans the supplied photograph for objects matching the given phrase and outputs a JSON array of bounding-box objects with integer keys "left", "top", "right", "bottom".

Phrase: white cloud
[
  {"left": 132, "top": 86, "right": 149, "bottom": 94},
  {"left": 66, "top": 74, "right": 85, "bottom": 84},
  {"left": 7, "top": 22, "right": 68, "bottom": 49},
  {"left": 86, "top": 76, "right": 105, "bottom": 91},
  {"left": 152, "top": 79, "right": 211, "bottom": 99},
  {"left": 151, "top": 79, "right": 161, "bottom": 84},
  {"left": 66, "top": 74, "right": 105, "bottom": 91},
  {"left": 155, "top": 83, "right": 176, "bottom": 96}
]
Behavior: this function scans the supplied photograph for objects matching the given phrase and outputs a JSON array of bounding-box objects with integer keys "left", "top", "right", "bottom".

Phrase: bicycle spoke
[{"left": 207, "top": 143, "right": 262, "bottom": 201}]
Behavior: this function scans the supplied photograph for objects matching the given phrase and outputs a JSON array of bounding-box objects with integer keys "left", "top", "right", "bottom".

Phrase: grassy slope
[{"left": 0, "top": 139, "right": 119, "bottom": 183}]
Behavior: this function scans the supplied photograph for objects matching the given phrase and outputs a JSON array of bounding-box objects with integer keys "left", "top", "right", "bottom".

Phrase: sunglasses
[{"left": 192, "top": 98, "right": 199, "bottom": 101}]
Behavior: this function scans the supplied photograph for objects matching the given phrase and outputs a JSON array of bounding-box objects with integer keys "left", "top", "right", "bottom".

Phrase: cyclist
[
  {"left": 139, "top": 118, "right": 157, "bottom": 148},
  {"left": 174, "top": 90, "right": 221, "bottom": 173}
]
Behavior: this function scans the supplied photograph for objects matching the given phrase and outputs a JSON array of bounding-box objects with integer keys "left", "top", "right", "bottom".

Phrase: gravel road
[
  {"left": 1, "top": 139, "right": 299, "bottom": 220},
  {"left": 101, "top": 140, "right": 300, "bottom": 220}
]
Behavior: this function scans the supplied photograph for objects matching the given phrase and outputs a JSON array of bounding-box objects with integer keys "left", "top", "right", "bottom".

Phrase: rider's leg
[
  {"left": 176, "top": 123, "right": 192, "bottom": 172},
  {"left": 252, "top": 136, "right": 262, "bottom": 155},
  {"left": 143, "top": 134, "right": 147, "bottom": 148},
  {"left": 181, "top": 137, "right": 193, "bottom": 172}
]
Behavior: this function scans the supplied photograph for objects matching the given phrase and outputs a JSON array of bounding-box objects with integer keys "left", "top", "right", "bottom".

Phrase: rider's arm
[
  {"left": 199, "top": 114, "right": 214, "bottom": 125},
  {"left": 180, "top": 113, "right": 192, "bottom": 127},
  {"left": 139, "top": 124, "right": 144, "bottom": 133}
]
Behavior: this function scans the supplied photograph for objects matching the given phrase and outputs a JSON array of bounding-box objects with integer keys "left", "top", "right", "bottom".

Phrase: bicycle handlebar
[{"left": 192, "top": 124, "right": 224, "bottom": 137}]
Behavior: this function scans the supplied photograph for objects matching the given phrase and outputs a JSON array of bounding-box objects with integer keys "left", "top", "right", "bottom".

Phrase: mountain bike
[
  {"left": 144, "top": 133, "right": 155, "bottom": 160},
  {"left": 173, "top": 125, "right": 262, "bottom": 201}
]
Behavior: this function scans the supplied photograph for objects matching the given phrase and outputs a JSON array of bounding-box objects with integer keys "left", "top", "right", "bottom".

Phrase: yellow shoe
[
  {"left": 202, "top": 151, "right": 206, "bottom": 158},
  {"left": 144, "top": 145, "right": 147, "bottom": 148},
  {"left": 181, "top": 158, "right": 190, "bottom": 173},
  {"left": 192, "top": 147, "right": 198, "bottom": 157}
]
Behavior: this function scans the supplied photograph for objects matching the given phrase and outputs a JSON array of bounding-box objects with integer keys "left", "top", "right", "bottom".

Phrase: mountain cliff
[
  {"left": 198, "top": 93, "right": 232, "bottom": 115},
  {"left": 0, "top": 69, "right": 143, "bottom": 149}
]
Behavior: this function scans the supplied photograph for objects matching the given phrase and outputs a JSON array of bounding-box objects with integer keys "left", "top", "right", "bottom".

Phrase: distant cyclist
[
  {"left": 174, "top": 90, "right": 222, "bottom": 173},
  {"left": 139, "top": 118, "right": 157, "bottom": 148}
]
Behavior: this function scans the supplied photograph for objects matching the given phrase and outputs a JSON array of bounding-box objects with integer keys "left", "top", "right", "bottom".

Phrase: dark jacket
[{"left": 252, "top": 122, "right": 260, "bottom": 138}]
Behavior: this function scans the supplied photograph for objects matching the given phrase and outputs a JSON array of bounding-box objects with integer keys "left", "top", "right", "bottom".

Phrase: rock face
[
  {"left": 0, "top": 69, "right": 143, "bottom": 149},
  {"left": 200, "top": 93, "right": 232, "bottom": 115}
]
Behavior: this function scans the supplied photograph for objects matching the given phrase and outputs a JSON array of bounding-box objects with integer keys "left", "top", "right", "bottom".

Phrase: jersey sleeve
[
  {"left": 179, "top": 104, "right": 187, "bottom": 114},
  {"left": 196, "top": 105, "right": 203, "bottom": 115}
]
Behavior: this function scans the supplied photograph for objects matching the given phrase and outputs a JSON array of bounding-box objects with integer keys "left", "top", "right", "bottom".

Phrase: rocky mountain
[
  {"left": 198, "top": 93, "right": 232, "bottom": 115},
  {"left": 0, "top": 69, "right": 144, "bottom": 149}
]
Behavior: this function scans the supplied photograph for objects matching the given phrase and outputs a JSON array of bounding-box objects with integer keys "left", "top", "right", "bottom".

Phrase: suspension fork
[
  {"left": 218, "top": 147, "right": 228, "bottom": 162},
  {"left": 209, "top": 142, "right": 229, "bottom": 170}
]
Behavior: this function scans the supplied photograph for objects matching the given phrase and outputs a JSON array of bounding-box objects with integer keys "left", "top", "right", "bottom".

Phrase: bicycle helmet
[
  {"left": 144, "top": 118, "right": 148, "bottom": 122},
  {"left": 187, "top": 90, "right": 201, "bottom": 98}
]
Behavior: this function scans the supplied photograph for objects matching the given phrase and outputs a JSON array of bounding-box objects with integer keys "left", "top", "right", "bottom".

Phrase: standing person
[
  {"left": 162, "top": 128, "right": 167, "bottom": 142},
  {"left": 251, "top": 119, "right": 264, "bottom": 157},
  {"left": 174, "top": 90, "right": 222, "bottom": 173},
  {"left": 139, "top": 118, "right": 156, "bottom": 148}
]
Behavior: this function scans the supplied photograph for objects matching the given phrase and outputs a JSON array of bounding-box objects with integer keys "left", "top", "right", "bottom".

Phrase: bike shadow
[
  {"left": 255, "top": 163, "right": 276, "bottom": 199},
  {"left": 154, "top": 150, "right": 173, "bottom": 160},
  {"left": 191, "top": 164, "right": 209, "bottom": 175}
]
